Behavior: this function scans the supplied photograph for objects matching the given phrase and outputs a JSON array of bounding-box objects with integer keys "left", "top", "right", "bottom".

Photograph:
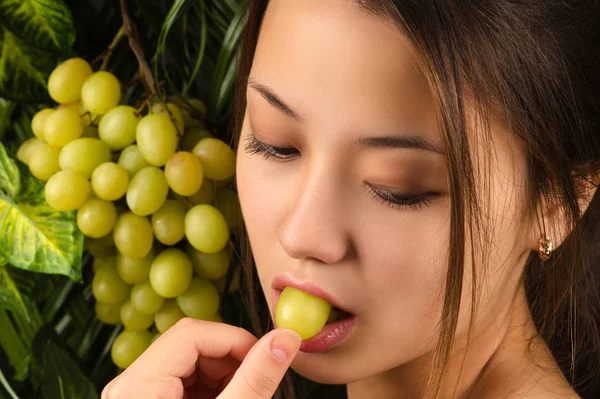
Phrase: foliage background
[{"left": 0, "top": 0, "right": 263, "bottom": 397}]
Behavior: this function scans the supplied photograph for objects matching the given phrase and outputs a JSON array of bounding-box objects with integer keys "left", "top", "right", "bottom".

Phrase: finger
[
  {"left": 129, "top": 318, "right": 258, "bottom": 379},
  {"left": 198, "top": 355, "right": 240, "bottom": 381},
  {"left": 219, "top": 328, "right": 301, "bottom": 399}
]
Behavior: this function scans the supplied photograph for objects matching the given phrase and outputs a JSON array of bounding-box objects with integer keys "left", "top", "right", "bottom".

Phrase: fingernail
[{"left": 270, "top": 329, "right": 301, "bottom": 363}]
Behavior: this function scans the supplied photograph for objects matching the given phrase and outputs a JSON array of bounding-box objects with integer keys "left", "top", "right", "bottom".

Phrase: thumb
[{"left": 218, "top": 328, "right": 301, "bottom": 399}]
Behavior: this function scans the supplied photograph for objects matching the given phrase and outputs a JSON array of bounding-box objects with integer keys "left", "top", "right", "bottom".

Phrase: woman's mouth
[{"left": 271, "top": 276, "right": 358, "bottom": 353}]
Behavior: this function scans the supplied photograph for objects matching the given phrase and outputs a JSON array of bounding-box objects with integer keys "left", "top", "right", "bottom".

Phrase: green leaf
[
  {"left": 0, "top": 155, "right": 83, "bottom": 281},
  {"left": 0, "top": 28, "right": 59, "bottom": 103},
  {"left": 41, "top": 341, "right": 99, "bottom": 399},
  {"left": 0, "top": 367, "right": 20, "bottom": 399},
  {"left": 0, "top": 141, "right": 20, "bottom": 198},
  {"left": 0, "top": 195, "right": 83, "bottom": 281},
  {"left": 0, "top": 98, "right": 16, "bottom": 141},
  {"left": 0, "top": 0, "right": 75, "bottom": 53},
  {"left": 0, "top": 265, "right": 37, "bottom": 322}
]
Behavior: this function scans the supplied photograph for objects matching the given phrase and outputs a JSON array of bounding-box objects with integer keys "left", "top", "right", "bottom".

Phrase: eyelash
[{"left": 243, "top": 133, "right": 437, "bottom": 211}]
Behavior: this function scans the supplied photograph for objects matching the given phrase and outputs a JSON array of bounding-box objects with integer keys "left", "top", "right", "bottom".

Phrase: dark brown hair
[{"left": 228, "top": 1, "right": 600, "bottom": 398}]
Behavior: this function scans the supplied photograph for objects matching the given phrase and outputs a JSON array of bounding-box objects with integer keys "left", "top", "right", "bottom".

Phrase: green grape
[
  {"left": 81, "top": 71, "right": 122, "bottom": 115},
  {"left": 81, "top": 125, "right": 99, "bottom": 138},
  {"left": 164, "top": 152, "right": 203, "bottom": 196},
  {"left": 136, "top": 114, "right": 178, "bottom": 166},
  {"left": 179, "top": 128, "right": 212, "bottom": 152},
  {"left": 149, "top": 248, "right": 193, "bottom": 298},
  {"left": 77, "top": 199, "right": 117, "bottom": 238},
  {"left": 95, "top": 301, "right": 121, "bottom": 325},
  {"left": 16, "top": 137, "right": 44, "bottom": 165},
  {"left": 91, "top": 162, "right": 129, "bottom": 201},
  {"left": 92, "top": 263, "right": 131, "bottom": 305},
  {"left": 128, "top": 166, "right": 169, "bottom": 206},
  {"left": 275, "top": 287, "right": 332, "bottom": 340},
  {"left": 48, "top": 58, "right": 93, "bottom": 104},
  {"left": 45, "top": 170, "right": 90, "bottom": 211},
  {"left": 185, "top": 205, "right": 230, "bottom": 254},
  {"left": 154, "top": 300, "right": 185, "bottom": 333},
  {"left": 151, "top": 102, "right": 185, "bottom": 134},
  {"left": 126, "top": 166, "right": 169, "bottom": 216},
  {"left": 176, "top": 277, "right": 220, "bottom": 320},
  {"left": 186, "top": 244, "right": 230, "bottom": 281},
  {"left": 151, "top": 333, "right": 161, "bottom": 344},
  {"left": 98, "top": 105, "right": 139, "bottom": 150},
  {"left": 192, "top": 138, "right": 236, "bottom": 181},
  {"left": 182, "top": 98, "right": 207, "bottom": 128},
  {"left": 113, "top": 212, "right": 154, "bottom": 259},
  {"left": 187, "top": 178, "right": 215, "bottom": 205},
  {"left": 120, "top": 300, "right": 155, "bottom": 332},
  {"left": 214, "top": 268, "right": 241, "bottom": 293},
  {"left": 92, "top": 256, "right": 116, "bottom": 272},
  {"left": 59, "top": 138, "right": 112, "bottom": 178},
  {"left": 29, "top": 143, "right": 61, "bottom": 181},
  {"left": 57, "top": 101, "right": 87, "bottom": 118},
  {"left": 151, "top": 200, "right": 185, "bottom": 245},
  {"left": 130, "top": 281, "right": 165, "bottom": 315},
  {"left": 116, "top": 250, "right": 153, "bottom": 284},
  {"left": 214, "top": 188, "right": 242, "bottom": 230},
  {"left": 30, "top": 108, "right": 55, "bottom": 140},
  {"left": 44, "top": 108, "right": 83, "bottom": 147},
  {"left": 168, "top": 96, "right": 207, "bottom": 129},
  {"left": 111, "top": 330, "right": 152, "bottom": 369},
  {"left": 118, "top": 145, "right": 151, "bottom": 177},
  {"left": 168, "top": 193, "right": 193, "bottom": 211},
  {"left": 86, "top": 236, "right": 117, "bottom": 259}
]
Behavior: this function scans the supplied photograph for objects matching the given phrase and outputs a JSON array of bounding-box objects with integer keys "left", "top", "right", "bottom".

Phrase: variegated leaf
[
  {"left": 0, "top": 0, "right": 75, "bottom": 53},
  {"left": 0, "top": 141, "right": 20, "bottom": 197},
  {"left": 0, "top": 194, "right": 83, "bottom": 281},
  {"left": 0, "top": 28, "right": 59, "bottom": 103}
]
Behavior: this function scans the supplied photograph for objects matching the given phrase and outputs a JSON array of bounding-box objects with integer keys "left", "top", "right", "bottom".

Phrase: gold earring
[{"left": 538, "top": 235, "right": 553, "bottom": 261}]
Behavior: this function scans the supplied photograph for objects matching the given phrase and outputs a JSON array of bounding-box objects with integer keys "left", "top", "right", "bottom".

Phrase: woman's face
[{"left": 236, "top": 0, "right": 533, "bottom": 384}]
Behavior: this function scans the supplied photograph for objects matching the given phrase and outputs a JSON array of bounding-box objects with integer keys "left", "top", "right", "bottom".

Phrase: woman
[{"left": 102, "top": 0, "right": 600, "bottom": 398}]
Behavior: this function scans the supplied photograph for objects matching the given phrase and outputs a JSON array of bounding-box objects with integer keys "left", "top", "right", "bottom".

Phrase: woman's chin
[{"left": 290, "top": 354, "right": 359, "bottom": 385}]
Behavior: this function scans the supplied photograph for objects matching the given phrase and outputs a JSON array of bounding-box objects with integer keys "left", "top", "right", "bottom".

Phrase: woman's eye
[
  {"left": 244, "top": 134, "right": 299, "bottom": 160},
  {"left": 366, "top": 184, "right": 436, "bottom": 212}
]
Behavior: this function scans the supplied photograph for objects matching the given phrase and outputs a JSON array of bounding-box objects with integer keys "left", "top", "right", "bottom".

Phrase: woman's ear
[{"left": 525, "top": 174, "right": 599, "bottom": 252}]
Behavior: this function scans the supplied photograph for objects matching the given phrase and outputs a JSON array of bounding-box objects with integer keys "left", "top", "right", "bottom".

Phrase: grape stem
[
  {"left": 120, "top": 0, "right": 158, "bottom": 98},
  {"left": 98, "top": 27, "right": 125, "bottom": 71}
]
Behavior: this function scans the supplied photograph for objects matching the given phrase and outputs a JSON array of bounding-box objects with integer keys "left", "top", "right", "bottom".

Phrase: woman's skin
[{"left": 102, "top": 1, "right": 597, "bottom": 398}]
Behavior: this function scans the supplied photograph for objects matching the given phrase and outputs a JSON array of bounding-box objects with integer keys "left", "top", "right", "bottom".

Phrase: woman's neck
[{"left": 346, "top": 284, "right": 570, "bottom": 399}]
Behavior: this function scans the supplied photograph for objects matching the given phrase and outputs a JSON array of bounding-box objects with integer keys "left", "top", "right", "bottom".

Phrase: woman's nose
[{"left": 277, "top": 165, "right": 353, "bottom": 264}]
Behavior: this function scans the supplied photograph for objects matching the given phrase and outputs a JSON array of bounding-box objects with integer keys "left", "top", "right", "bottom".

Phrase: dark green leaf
[
  {"left": 0, "top": 309, "right": 30, "bottom": 381},
  {"left": 0, "top": 98, "right": 16, "bottom": 141},
  {"left": 0, "top": 265, "right": 38, "bottom": 322},
  {"left": 0, "top": 367, "right": 20, "bottom": 399},
  {"left": 0, "top": 0, "right": 75, "bottom": 53},
  {"left": 0, "top": 28, "right": 59, "bottom": 103},
  {"left": 41, "top": 341, "right": 98, "bottom": 399}
]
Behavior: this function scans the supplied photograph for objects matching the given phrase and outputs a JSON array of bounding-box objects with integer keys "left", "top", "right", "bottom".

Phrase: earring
[{"left": 538, "top": 235, "right": 553, "bottom": 261}]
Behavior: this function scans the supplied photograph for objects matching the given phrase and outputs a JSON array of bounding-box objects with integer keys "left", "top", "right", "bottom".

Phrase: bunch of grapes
[{"left": 18, "top": 57, "right": 242, "bottom": 369}]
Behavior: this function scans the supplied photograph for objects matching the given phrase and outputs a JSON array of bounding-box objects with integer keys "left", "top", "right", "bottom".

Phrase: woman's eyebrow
[{"left": 247, "top": 78, "right": 303, "bottom": 122}]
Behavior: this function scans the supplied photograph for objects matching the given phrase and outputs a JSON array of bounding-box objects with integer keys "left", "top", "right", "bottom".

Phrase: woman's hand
[{"left": 101, "top": 318, "right": 302, "bottom": 399}]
